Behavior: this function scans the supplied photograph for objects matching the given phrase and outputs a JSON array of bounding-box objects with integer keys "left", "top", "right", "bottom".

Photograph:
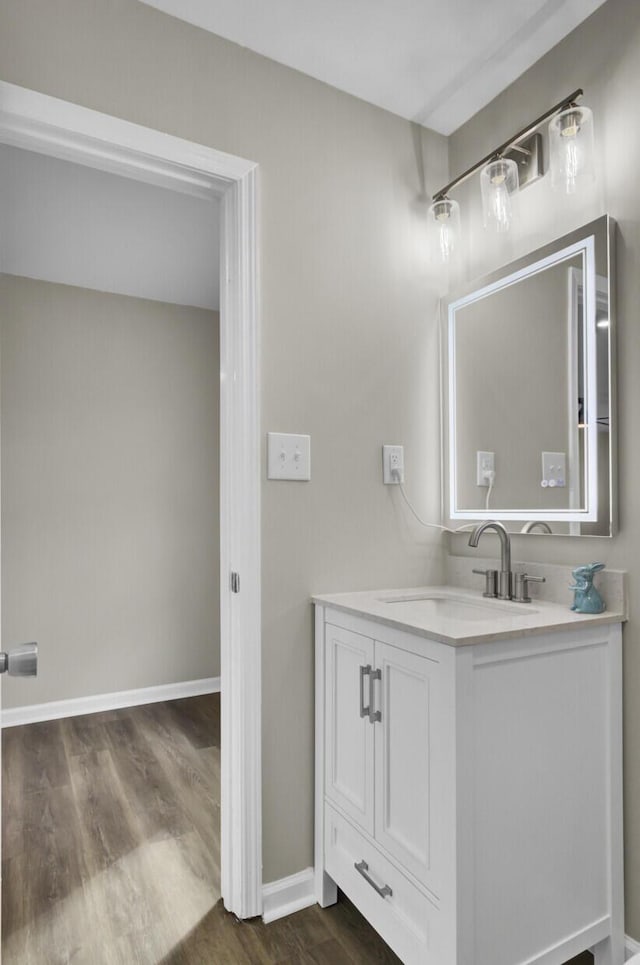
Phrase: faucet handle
[
  {"left": 472, "top": 568, "right": 498, "bottom": 598},
  {"left": 513, "top": 572, "right": 546, "bottom": 603}
]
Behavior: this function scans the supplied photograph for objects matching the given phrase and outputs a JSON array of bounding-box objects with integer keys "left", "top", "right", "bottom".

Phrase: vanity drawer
[{"left": 324, "top": 803, "right": 444, "bottom": 965}]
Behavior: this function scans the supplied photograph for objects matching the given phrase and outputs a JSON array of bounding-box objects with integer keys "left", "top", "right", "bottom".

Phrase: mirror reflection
[{"left": 444, "top": 215, "right": 615, "bottom": 537}]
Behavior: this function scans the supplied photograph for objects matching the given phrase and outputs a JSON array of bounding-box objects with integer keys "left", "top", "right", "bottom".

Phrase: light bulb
[
  {"left": 558, "top": 110, "right": 582, "bottom": 139},
  {"left": 488, "top": 162, "right": 510, "bottom": 186}
]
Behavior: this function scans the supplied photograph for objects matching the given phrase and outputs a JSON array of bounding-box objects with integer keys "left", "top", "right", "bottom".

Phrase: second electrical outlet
[
  {"left": 383, "top": 445, "right": 405, "bottom": 484},
  {"left": 476, "top": 451, "right": 495, "bottom": 487}
]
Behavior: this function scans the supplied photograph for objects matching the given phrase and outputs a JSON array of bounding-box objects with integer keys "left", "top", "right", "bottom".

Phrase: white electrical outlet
[
  {"left": 383, "top": 445, "right": 404, "bottom": 484},
  {"left": 476, "top": 451, "right": 495, "bottom": 487}
]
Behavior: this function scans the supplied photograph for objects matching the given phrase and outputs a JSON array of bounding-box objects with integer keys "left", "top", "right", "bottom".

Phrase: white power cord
[
  {"left": 392, "top": 468, "right": 474, "bottom": 534},
  {"left": 484, "top": 470, "right": 495, "bottom": 511}
]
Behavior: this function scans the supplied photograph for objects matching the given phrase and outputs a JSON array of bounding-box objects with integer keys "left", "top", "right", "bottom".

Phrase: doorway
[
  {"left": 0, "top": 81, "right": 262, "bottom": 932},
  {"left": 0, "top": 144, "right": 223, "bottom": 717}
]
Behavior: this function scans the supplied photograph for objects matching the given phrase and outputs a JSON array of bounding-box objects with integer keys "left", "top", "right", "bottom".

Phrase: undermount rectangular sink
[
  {"left": 381, "top": 592, "right": 537, "bottom": 621},
  {"left": 313, "top": 581, "right": 624, "bottom": 647}
]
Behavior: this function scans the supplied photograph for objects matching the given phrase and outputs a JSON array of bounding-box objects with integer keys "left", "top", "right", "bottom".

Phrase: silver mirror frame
[{"left": 441, "top": 215, "right": 617, "bottom": 538}]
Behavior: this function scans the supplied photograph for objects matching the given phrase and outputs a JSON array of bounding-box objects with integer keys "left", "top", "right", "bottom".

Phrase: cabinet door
[
  {"left": 374, "top": 640, "right": 445, "bottom": 896},
  {"left": 325, "top": 623, "right": 375, "bottom": 835}
]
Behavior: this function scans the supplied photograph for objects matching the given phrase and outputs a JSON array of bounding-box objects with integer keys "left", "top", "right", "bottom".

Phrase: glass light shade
[
  {"left": 480, "top": 158, "right": 519, "bottom": 233},
  {"left": 427, "top": 198, "right": 460, "bottom": 264},
  {"left": 549, "top": 105, "right": 595, "bottom": 194}
]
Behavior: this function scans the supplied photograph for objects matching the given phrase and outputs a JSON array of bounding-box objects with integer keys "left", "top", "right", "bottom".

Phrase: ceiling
[
  {"left": 0, "top": 144, "right": 220, "bottom": 310},
  {"left": 139, "top": 0, "right": 606, "bottom": 135}
]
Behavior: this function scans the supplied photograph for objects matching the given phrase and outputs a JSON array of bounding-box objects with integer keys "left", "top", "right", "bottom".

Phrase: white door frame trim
[{"left": 0, "top": 81, "right": 262, "bottom": 919}]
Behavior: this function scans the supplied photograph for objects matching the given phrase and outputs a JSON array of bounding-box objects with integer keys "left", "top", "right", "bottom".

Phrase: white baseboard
[
  {"left": 1, "top": 676, "right": 221, "bottom": 728},
  {"left": 262, "top": 867, "right": 315, "bottom": 924},
  {"left": 627, "top": 934, "right": 640, "bottom": 959}
]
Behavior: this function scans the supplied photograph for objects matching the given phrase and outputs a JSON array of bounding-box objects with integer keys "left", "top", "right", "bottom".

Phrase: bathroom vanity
[{"left": 313, "top": 586, "right": 625, "bottom": 965}]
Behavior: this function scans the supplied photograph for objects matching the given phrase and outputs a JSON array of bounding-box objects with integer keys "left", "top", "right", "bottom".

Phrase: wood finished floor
[{"left": 1, "top": 694, "right": 596, "bottom": 964}]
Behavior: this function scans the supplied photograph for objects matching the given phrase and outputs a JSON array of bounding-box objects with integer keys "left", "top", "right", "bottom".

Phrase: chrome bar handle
[
  {"left": 369, "top": 668, "right": 382, "bottom": 723},
  {"left": 359, "top": 664, "right": 372, "bottom": 718},
  {"left": 354, "top": 859, "right": 392, "bottom": 899}
]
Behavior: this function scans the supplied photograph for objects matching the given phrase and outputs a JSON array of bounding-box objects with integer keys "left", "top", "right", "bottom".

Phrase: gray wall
[
  {"left": 0, "top": 0, "right": 448, "bottom": 882},
  {"left": 0, "top": 275, "right": 220, "bottom": 709},
  {"left": 447, "top": 0, "right": 640, "bottom": 937}
]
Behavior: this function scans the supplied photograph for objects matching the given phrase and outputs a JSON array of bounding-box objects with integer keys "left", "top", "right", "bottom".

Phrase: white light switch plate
[{"left": 267, "top": 432, "right": 311, "bottom": 480}]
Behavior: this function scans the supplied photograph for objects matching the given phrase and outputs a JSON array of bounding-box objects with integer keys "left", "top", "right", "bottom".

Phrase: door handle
[{"left": 0, "top": 642, "right": 38, "bottom": 677}]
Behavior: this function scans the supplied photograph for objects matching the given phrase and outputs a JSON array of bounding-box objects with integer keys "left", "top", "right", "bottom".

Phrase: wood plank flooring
[
  {"left": 2, "top": 694, "right": 596, "bottom": 963},
  {"left": 2, "top": 696, "right": 222, "bottom": 964}
]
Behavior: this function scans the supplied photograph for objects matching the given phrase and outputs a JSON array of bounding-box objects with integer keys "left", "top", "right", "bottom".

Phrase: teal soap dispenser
[{"left": 570, "top": 562, "right": 606, "bottom": 614}]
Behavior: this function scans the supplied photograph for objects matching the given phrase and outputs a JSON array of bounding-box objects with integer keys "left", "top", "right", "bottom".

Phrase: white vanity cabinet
[
  {"left": 321, "top": 618, "right": 454, "bottom": 963},
  {"left": 324, "top": 623, "right": 451, "bottom": 895},
  {"left": 314, "top": 598, "right": 624, "bottom": 965}
]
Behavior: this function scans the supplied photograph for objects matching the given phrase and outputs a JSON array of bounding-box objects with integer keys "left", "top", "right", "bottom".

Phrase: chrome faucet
[
  {"left": 468, "top": 521, "right": 513, "bottom": 600},
  {"left": 521, "top": 520, "right": 553, "bottom": 534}
]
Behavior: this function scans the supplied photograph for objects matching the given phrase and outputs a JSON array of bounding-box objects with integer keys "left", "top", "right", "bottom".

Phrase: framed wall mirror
[{"left": 442, "top": 215, "right": 616, "bottom": 537}]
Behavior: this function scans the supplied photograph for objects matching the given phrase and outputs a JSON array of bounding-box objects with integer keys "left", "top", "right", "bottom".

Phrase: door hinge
[{"left": 231, "top": 571, "right": 240, "bottom": 593}]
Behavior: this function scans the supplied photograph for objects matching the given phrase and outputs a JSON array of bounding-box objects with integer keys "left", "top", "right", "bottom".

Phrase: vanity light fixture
[{"left": 429, "top": 89, "right": 590, "bottom": 261}]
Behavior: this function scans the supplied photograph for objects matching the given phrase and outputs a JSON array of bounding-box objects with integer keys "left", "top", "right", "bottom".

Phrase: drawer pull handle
[
  {"left": 354, "top": 859, "right": 392, "bottom": 899},
  {"left": 359, "top": 665, "right": 371, "bottom": 718}
]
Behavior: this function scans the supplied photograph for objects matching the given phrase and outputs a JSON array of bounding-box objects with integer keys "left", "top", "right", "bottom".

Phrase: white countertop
[{"left": 312, "top": 585, "right": 626, "bottom": 646}]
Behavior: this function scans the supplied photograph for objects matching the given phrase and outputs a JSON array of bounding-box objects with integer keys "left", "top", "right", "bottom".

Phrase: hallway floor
[
  {"left": 1, "top": 694, "right": 596, "bottom": 963},
  {"left": 2, "top": 695, "right": 221, "bottom": 963}
]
